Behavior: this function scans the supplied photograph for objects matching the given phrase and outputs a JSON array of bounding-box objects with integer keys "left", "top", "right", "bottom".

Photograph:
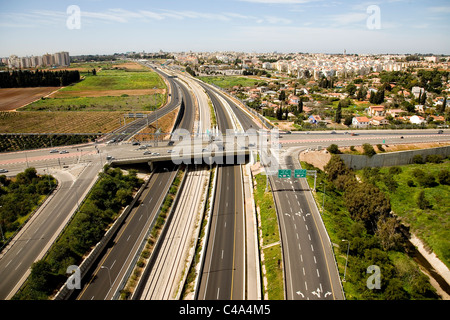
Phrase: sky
[{"left": 1, "top": 0, "right": 450, "bottom": 57}]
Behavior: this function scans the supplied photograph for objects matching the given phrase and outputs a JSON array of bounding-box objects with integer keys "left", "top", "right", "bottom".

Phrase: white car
[
  {"left": 0, "top": 169, "right": 8, "bottom": 173},
  {"left": 60, "top": 150, "right": 69, "bottom": 154}
]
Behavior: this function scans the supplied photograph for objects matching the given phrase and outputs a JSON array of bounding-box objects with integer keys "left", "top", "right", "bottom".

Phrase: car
[
  {"left": 285, "top": 131, "right": 292, "bottom": 134},
  {"left": 143, "top": 151, "right": 152, "bottom": 155},
  {"left": 138, "top": 145, "right": 147, "bottom": 150},
  {"left": 60, "top": 150, "right": 69, "bottom": 154},
  {"left": 50, "top": 150, "right": 59, "bottom": 153},
  {"left": 330, "top": 131, "right": 337, "bottom": 134},
  {"left": 0, "top": 169, "right": 8, "bottom": 173},
  {"left": 106, "top": 155, "right": 114, "bottom": 160},
  {"left": 132, "top": 142, "right": 140, "bottom": 146},
  {"left": 167, "top": 150, "right": 175, "bottom": 153},
  {"left": 152, "top": 152, "right": 160, "bottom": 156},
  {"left": 438, "top": 130, "right": 444, "bottom": 134},
  {"left": 351, "top": 133, "right": 358, "bottom": 136}
]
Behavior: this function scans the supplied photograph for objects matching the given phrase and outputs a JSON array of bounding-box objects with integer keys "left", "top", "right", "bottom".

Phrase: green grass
[
  {"left": 198, "top": 76, "right": 261, "bottom": 89},
  {"left": 22, "top": 94, "right": 165, "bottom": 112},
  {"left": 357, "top": 161, "right": 450, "bottom": 269},
  {"left": 62, "top": 69, "right": 165, "bottom": 92},
  {"left": 253, "top": 173, "right": 284, "bottom": 300}
]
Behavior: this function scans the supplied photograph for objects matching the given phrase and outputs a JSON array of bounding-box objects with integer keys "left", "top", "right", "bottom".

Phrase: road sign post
[
  {"left": 278, "top": 169, "right": 291, "bottom": 178},
  {"left": 294, "top": 169, "right": 307, "bottom": 178}
]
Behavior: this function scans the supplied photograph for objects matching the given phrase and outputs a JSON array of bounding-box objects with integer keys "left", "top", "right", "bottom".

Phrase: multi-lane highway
[
  {"left": 0, "top": 161, "right": 102, "bottom": 299},
  {"left": 197, "top": 83, "right": 246, "bottom": 300},
  {"left": 75, "top": 66, "right": 196, "bottom": 300}
]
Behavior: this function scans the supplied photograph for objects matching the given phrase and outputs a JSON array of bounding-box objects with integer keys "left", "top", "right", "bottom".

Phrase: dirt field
[{"left": 0, "top": 87, "right": 61, "bottom": 111}]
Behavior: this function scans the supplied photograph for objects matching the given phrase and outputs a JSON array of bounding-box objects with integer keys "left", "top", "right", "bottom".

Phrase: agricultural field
[
  {"left": 21, "top": 94, "right": 165, "bottom": 112},
  {"left": 0, "top": 87, "right": 60, "bottom": 111},
  {"left": 0, "top": 111, "right": 129, "bottom": 134},
  {"left": 198, "top": 76, "right": 261, "bottom": 89},
  {"left": 22, "top": 62, "right": 167, "bottom": 112}
]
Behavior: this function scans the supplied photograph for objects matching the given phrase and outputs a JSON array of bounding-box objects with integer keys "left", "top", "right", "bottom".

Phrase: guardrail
[
  {"left": 53, "top": 172, "right": 152, "bottom": 300},
  {"left": 130, "top": 167, "right": 187, "bottom": 300}
]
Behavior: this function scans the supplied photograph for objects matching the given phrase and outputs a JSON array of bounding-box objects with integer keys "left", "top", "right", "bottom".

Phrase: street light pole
[
  {"left": 100, "top": 266, "right": 112, "bottom": 288},
  {"left": 342, "top": 239, "right": 350, "bottom": 282}
]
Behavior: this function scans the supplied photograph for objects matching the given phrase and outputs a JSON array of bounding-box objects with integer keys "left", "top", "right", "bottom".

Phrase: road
[
  {"left": 196, "top": 81, "right": 248, "bottom": 300},
  {"left": 75, "top": 69, "right": 196, "bottom": 300},
  {"left": 271, "top": 147, "right": 344, "bottom": 300},
  {"left": 76, "top": 165, "right": 178, "bottom": 300},
  {"left": 0, "top": 161, "right": 102, "bottom": 299},
  {"left": 198, "top": 83, "right": 345, "bottom": 300}
]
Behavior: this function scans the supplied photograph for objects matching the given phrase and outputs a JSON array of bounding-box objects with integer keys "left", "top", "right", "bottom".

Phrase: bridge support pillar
[{"left": 148, "top": 161, "right": 154, "bottom": 172}]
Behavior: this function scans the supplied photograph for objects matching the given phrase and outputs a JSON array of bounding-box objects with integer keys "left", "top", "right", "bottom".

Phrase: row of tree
[
  {"left": 14, "top": 166, "right": 143, "bottom": 300},
  {"left": 0, "top": 168, "right": 56, "bottom": 247},
  {"left": 0, "top": 70, "right": 81, "bottom": 88},
  {"left": 321, "top": 156, "right": 438, "bottom": 299}
]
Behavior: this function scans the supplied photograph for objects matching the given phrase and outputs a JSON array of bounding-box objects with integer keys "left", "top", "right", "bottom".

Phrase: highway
[
  {"left": 76, "top": 165, "right": 178, "bottom": 300},
  {"left": 271, "top": 147, "right": 344, "bottom": 300},
  {"left": 197, "top": 83, "right": 246, "bottom": 300},
  {"left": 0, "top": 161, "right": 102, "bottom": 299},
  {"left": 75, "top": 66, "right": 196, "bottom": 300},
  {"left": 136, "top": 165, "right": 209, "bottom": 300},
  {"left": 198, "top": 83, "right": 346, "bottom": 300}
]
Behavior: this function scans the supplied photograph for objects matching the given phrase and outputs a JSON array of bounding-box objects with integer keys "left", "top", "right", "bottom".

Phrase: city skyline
[{"left": 1, "top": 0, "right": 450, "bottom": 57}]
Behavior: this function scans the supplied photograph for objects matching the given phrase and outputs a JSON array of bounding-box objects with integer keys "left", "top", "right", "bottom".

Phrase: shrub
[
  {"left": 327, "top": 144, "right": 340, "bottom": 154},
  {"left": 412, "top": 154, "right": 424, "bottom": 164},
  {"left": 438, "top": 169, "right": 450, "bottom": 185},
  {"left": 417, "top": 172, "right": 438, "bottom": 188},
  {"left": 362, "top": 143, "right": 376, "bottom": 157},
  {"left": 416, "top": 190, "right": 431, "bottom": 209},
  {"left": 377, "top": 144, "right": 385, "bottom": 152},
  {"left": 425, "top": 154, "right": 443, "bottom": 164},
  {"left": 388, "top": 166, "right": 402, "bottom": 175}
]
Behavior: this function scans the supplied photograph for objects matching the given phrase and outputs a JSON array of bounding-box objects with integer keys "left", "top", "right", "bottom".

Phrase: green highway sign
[
  {"left": 294, "top": 169, "right": 307, "bottom": 178},
  {"left": 278, "top": 169, "right": 291, "bottom": 178}
]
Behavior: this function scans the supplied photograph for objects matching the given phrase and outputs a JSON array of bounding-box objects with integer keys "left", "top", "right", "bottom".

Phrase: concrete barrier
[{"left": 339, "top": 146, "right": 450, "bottom": 170}]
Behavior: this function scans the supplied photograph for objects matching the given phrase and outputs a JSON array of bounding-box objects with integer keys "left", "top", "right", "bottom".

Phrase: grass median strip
[{"left": 253, "top": 172, "right": 284, "bottom": 300}]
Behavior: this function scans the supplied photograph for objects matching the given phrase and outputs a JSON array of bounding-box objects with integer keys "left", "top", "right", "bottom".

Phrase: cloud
[
  {"left": 238, "top": 0, "right": 319, "bottom": 3},
  {"left": 428, "top": 6, "right": 450, "bottom": 14}
]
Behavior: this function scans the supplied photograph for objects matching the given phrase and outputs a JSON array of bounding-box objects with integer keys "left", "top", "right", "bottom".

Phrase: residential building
[
  {"left": 368, "top": 105, "right": 385, "bottom": 117},
  {"left": 352, "top": 116, "right": 370, "bottom": 128},
  {"left": 409, "top": 115, "right": 426, "bottom": 125},
  {"left": 308, "top": 115, "right": 322, "bottom": 124}
]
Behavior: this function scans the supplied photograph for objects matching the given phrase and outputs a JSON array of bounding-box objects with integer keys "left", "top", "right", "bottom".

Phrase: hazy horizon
[{"left": 1, "top": 0, "right": 450, "bottom": 57}]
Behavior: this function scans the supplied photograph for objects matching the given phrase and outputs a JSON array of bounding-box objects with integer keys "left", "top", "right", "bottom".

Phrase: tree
[
  {"left": 346, "top": 83, "right": 357, "bottom": 97},
  {"left": 297, "top": 100, "right": 303, "bottom": 114},
  {"left": 335, "top": 105, "right": 342, "bottom": 123},
  {"left": 416, "top": 190, "right": 431, "bottom": 209},
  {"left": 376, "top": 216, "right": 405, "bottom": 251},
  {"left": 92, "top": 68, "right": 97, "bottom": 76},
  {"left": 362, "top": 143, "right": 376, "bottom": 157},
  {"left": 324, "top": 155, "right": 352, "bottom": 181},
  {"left": 438, "top": 169, "right": 450, "bottom": 185},
  {"left": 327, "top": 144, "right": 340, "bottom": 154},
  {"left": 344, "top": 182, "right": 391, "bottom": 233},
  {"left": 279, "top": 90, "right": 286, "bottom": 101}
]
